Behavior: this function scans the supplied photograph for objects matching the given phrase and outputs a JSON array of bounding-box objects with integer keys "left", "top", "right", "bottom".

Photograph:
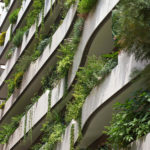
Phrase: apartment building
[{"left": 0, "top": 0, "right": 149, "bottom": 150}]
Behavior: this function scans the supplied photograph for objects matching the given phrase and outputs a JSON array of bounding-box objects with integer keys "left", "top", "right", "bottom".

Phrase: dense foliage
[
  {"left": 65, "top": 53, "right": 118, "bottom": 123},
  {"left": 12, "top": 29, "right": 25, "bottom": 47},
  {"left": 9, "top": 8, "right": 20, "bottom": 24},
  {"left": 4, "top": 0, "right": 10, "bottom": 6},
  {"left": 0, "top": 115, "right": 22, "bottom": 144},
  {"left": 31, "top": 112, "right": 65, "bottom": 150},
  {"left": 6, "top": 71, "right": 24, "bottom": 98},
  {"left": 5, "top": 47, "right": 16, "bottom": 59},
  {"left": 0, "top": 32, "right": 6, "bottom": 46},
  {"left": 78, "top": 0, "right": 97, "bottom": 14},
  {"left": 57, "top": 18, "right": 84, "bottom": 78},
  {"left": 105, "top": 91, "right": 150, "bottom": 149},
  {"left": 113, "top": 0, "right": 150, "bottom": 60},
  {"left": 26, "top": 0, "right": 45, "bottom": 29}
]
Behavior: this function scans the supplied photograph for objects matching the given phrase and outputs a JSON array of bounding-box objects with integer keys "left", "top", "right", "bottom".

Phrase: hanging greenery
[
  {"left": 104, "top": 90, "right": 150, "bottom": 149},
  {"left": 12, "top": 29, "right": 25, "bottom": 47},
  {"left": 0, "top": 102, "right": 5, "bottom": 109},
  {"left": 26, "top": 0, "right": 45, "bottom": 29},
  {"left": 31, "top": 112, "right": 65, "bottom": 150},
  {"left": 112, "top": 0, "right": 150, "bottom": 61},
  {"left": 57, "top": 18, "right": 85, "bottom": 78},
  {"left": 65, "top": 53, "right": 118, "bottom": 123},
  {"left": 4, "top": 0, "right": 10, "bottom": 7},
  {"left": 78, "top": 0, "right": 97, "bottom": 14},
  {"left": 0, "top": 115, "right": 22, "bottom": 144},
  {"left": 9, "top": 8, "right": 20, "bottom": 24}
]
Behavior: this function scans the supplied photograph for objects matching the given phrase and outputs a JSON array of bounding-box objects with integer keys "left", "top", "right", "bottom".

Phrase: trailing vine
[
  {"left": 0, "top": 115, "right": 22, "bottom": 144},
  {"left": 70, "top": 124, "right": 75, "bottom": 150},
  {"left": 65, "top": 53, "right": 118, "bottom": 124}
]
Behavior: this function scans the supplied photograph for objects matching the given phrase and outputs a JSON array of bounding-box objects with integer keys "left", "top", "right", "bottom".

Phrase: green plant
[
  {"left": 6, "top": 71, "right": 24, "bottom": 98},
  {"left": 5, "top": 47, "right": 16, "bottom": 59},
  {"left": 12, "top": 29, "right": 25, "bottom": 47},
  {"left": 104, "top": 91, "right": 150, "bottom": 149},
  {"left": 0, "top": 115, "right": 22, "bottom": 144},
  {"left": 0, "top": 32, "right": 6, "bottom": 46},
  {"left": 4, "top": 0, "right": 10, "bottom": 6},
  {"left": 46, "top": 122, "right": 65, "bottom": 149},
  {"left": 14, "top": 71, "right": 24, "bottom": 88},
  {"left": 65, "top": 53, "right": 118, "bottom": 123},
  {"left": 31, "top": 112, "right": 65, "bottom": 150},
  {"left": 9, "top": 8, "right": 20, "bottom": 24},
  {"left": 113, "top": 0, "right": 150, "bottom": 60},
  {"left": 57, "top": 18, "right": 84, "bottom": 78},
  {"left": 0, "top": 102, "right": 5, "bottom": 109},
  {"left": 32, "top": 37, "right": 51, "bottom": 61},
  {"left": 26, "top": 0, "right": 45, "bottom": 28},
  {"left": 6, "top": 79, "right": 15, "bottom": 98},
  {"left": 78, "top": 0, "right": 97, "bottom": 14}
]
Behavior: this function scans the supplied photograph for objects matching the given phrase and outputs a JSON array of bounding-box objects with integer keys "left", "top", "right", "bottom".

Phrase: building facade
[{"left": 0, "top": 0, "right": 150, "bottom": 150}]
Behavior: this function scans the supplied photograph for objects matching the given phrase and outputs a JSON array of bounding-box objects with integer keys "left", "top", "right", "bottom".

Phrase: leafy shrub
[
  {"left": 65, "top": 53, "right": 118, "bottom": 123},
  {"left": 57, "top": 18, "right": 84, "bottom": 78},
  {"left": 32, "top": 37, "right": 51, "bottom": 61},
  {"left": 5, "top": 47, "right": 16, "bottom": 59},
  {"left": 78, "top": 0, "right": 97, "bottom": 14},
  {"left": 12, "top": 29, "right": 24, "bottom": 47},
  {"left": 4, "top": 0, "right": 10, "bottom": 7},
  {"left": 6, "top": 79, "right": 15, "bottom": 98},
  {"left": 9, "top": 8, "right": 20, "bottom": 24},
  {"left": 32, "top": 113, "right": 65, "bottom": 150},
  {"left": 105, "top": 91, "right": 150, "bottom": 149},
  {"left": 0, "top": 32, "right": 6, "bottom": 46},
  {"left": 113, "top": 0, "right": 150, "bottom": 60},
  {"left": 26, "top": 0, "right": 44, "bottom": 28},
  {"left": 0, "top": 115, "right": 22, "bottom": 144},
  {"left": 14, "top": 71, "right": 24, "bottom": 88},
  {"left": 6, "top": 71, "right": 24, "bottom": 98},
  {"left": 0, "top": 102, "right": 5, "bottom": 109}
]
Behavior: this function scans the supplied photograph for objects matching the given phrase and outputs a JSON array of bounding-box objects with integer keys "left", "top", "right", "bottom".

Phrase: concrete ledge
[
  {"left": 78, "top": 52, "right": 149, "bottom": 148},
  {"left": 129, "top": 133, "right": 150, "bottom": 150}
]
